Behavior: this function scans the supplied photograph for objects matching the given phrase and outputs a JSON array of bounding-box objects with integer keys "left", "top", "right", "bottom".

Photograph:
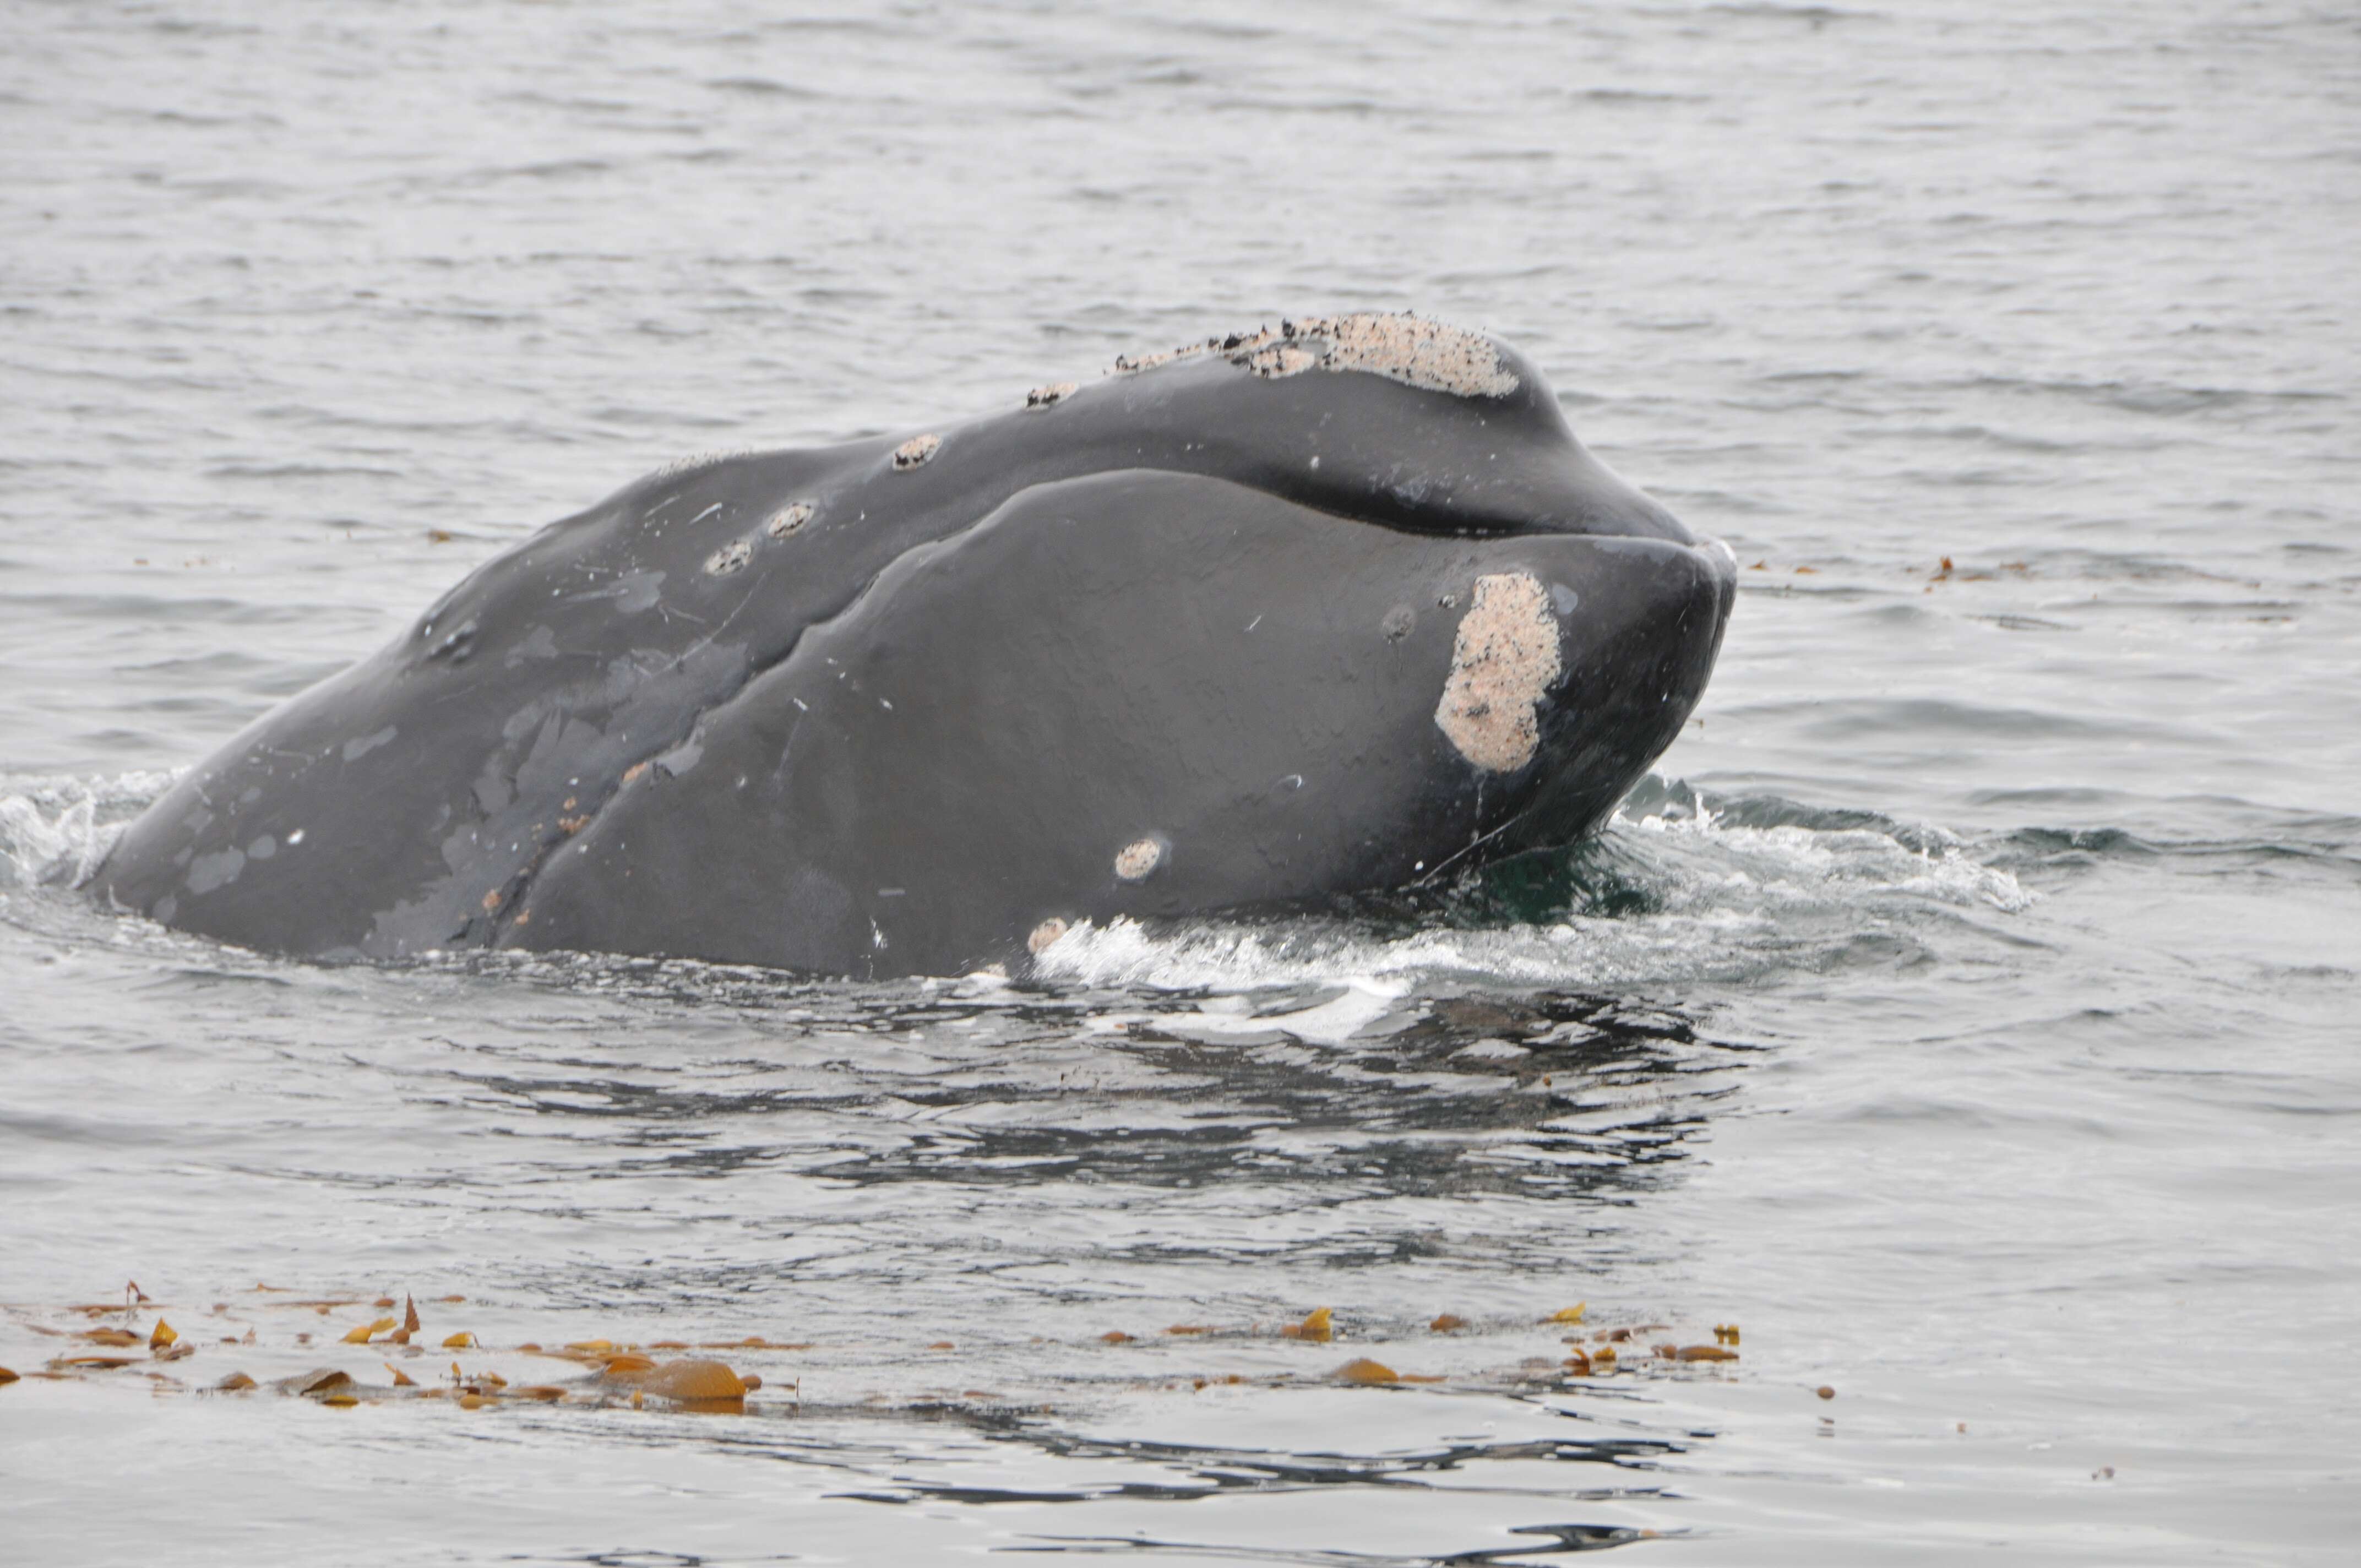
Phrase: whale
[{"left": 89, "top": 314, "right": 1736, "bottom": 977}]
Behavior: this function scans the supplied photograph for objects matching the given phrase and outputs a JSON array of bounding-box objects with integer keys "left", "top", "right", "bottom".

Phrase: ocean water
[{"left": 3, "top": 2, "right": 2357, "bottom": 1562}]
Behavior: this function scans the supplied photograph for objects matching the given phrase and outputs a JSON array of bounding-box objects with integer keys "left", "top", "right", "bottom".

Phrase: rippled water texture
[{"left": 3, "top": 2, "right": 2357, "bottom": 1562}]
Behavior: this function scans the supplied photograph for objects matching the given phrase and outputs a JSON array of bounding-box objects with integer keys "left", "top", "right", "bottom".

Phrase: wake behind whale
[{"left": 89, "top": 314, "right": 1736, "bottom": 977}]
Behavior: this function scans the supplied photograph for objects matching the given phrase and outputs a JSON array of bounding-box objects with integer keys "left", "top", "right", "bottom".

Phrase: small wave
[
  {"left": 4, "top": 770, "right": 2034, "bottom": 1001},
  {"left": 0, "top": 771, "right": 175, "bottom": 889},
  {"left": 1036, "top": 780, "right": 2035, "bottom": 996},
  {"left": 705, "top": 76, "right": 825, "bottom": 100}
]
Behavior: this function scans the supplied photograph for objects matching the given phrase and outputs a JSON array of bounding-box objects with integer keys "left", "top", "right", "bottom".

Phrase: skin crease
[{"left": 89, "top": 315, "right": 1735, "bottom": 977}]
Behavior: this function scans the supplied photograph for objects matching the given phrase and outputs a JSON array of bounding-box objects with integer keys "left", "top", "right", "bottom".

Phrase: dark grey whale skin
[{"left": 91, "top": 328, "right": 1736, "bottom": 977}]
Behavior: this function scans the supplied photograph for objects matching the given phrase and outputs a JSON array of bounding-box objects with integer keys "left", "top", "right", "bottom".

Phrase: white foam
[
  {"left": 1625, "top": 798, "right": 2037, "bottom": 913},
  {"left": 0, "top": 771, "right": 177, "bottom": 890},
  {"left": 1036, "top": 781, "right": 2036, "bottom": 997}
]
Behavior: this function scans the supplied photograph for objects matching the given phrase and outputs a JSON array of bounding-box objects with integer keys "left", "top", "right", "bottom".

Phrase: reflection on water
[
  {"left": 0, "top": 768, "right": 1784, "bottom": 1564},
  {"left": 4, "top": 750, "right": 2355, "bottom": 1561}
]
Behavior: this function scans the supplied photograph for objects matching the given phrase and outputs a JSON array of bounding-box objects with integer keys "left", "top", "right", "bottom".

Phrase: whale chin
[{"left": 91, "top": 313, "right": 1736, "bottom": 978}]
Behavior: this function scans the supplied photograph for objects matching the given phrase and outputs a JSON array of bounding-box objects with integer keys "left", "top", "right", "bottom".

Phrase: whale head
[{"left": 92, "top": 313, "right": 1736, "bottom": 976}]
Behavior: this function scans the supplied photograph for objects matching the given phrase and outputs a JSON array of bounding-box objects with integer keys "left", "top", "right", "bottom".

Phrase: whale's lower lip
[{"left": 487, "top": 475, "right": 1734, "bottom": 972}]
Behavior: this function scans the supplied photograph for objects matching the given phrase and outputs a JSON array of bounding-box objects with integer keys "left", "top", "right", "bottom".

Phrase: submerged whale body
[{"left": 92, "top": 314, "right": 1737, "bottom": 977}]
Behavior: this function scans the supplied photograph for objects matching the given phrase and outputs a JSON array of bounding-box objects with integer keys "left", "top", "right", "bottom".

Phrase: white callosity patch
[
  {"left": 1244, "top": 344, "right": 1318, "bottom": 378},
  {"left": 1026, "top": 917, "right": 1070, "bottom": 955},
  {"left": 1434, "top": 571, "right": 1563, "bottom": 772},
  {"left": 1111, "top": 312, "right": 1519, "bottom": 400},
  {"left": 704, "top": 539, "right": 753, "bottom": 576},
  {"left": 891, "top": 433, "right": 941, "bottom": 470},
  {"left": 1024, "top": 382, "right": 1076, "bottom": 410},
  {"left": 649, "top": 449, "right": 758, "bottom": 479},
  {"left": 1113, "top": 837, "right": 1162, "bottom": 881},
  {"left": 764, "top": 500, "right": 815, "bottom": 538}
]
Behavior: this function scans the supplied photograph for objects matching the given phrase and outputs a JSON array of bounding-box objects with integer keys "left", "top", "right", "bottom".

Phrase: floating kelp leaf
[
  {"left": 58, "top": 1355, "right": 137, "bottom": 1370},
  {"left": 1163, "top": 1324, "right": 1215, "bottom": 1336},
  {"left": 319, "top": 1393, "right": 358, "bottom": 1408},
  {"left": 154, "top": 1343, "right": 193, "bottom": 1363},
  {"left": 1713, "top": 1324, "right": 1740, "bottom": 1345},
  {"left": 0, "top": 1365, "right": 19, "bottom": 1385},
  {"left": 440, "top": 1332, "right": 475, "bottom": 1349},
  {"left": 1593, "top": 1344, "right": 1617, "bottom": 1364},
  {"left": 341, "top": 1317, "right": 395, "bottom": 1344},
  {"left": 927, "top": 1341, "right": 954, "bottom": 1351},
  {"left": 1281, "top": 1308, "right": 1332, "bottom": 1343},
  {"left": 1547, "top": 1303, "right": 1587, "bottom": 1325},
  {"left": 286, "top": 1368, "right": 353, "bottom": 1396},
  {"left": 1100, "top": 1331, "right": 1134, "bottom": 1344},
  {"left": 372, "top": 1297, "right": 396, "bottom": 1310},
  {"left": 1564, "top": 1347, "right": 1592, "bottom": 1374},
  {"left": 597, "top": 1355, "right": 748, "bottom": 1402},
  {"left": 650, "top": 1340, "right": 689, "bottom": 1351},
  {"left": 512, "top": 1385, "right": 567, "bottom": 1403},
  {"left": 80, "top": 1329, "right": 139, "bottom": 1347},
  {"left": 1816, "top": 1385, "right": 1836, "bottom": 1400},
  {"left": 149, "top": 1319, "right": 178, "bottom": 1350},
  {"left": 458, "top": 1392, "right": 487, "bottom": 1409},
  {"left": 1652, "top": 1343, "right": 1678, "bottom": 1360},
  {"left": 564, "top": 1339, "right": 616, "bottom": 1353},
  {"left": 1335, "top": 1358, "right": 1399, "bottom": 1385},
  {"left": 402, "top": 1297, "right": 421, "bottom": 1335},
  {"left": 384, "top": 1363, "right": 415, "bottom": 1387},
  {"left": 638, "top": 1360, "right": 746, "bottom": 1402},
  {"left": 212, "top": 1371, "right": 255, "bottom": 1391},
  {"left": 436, "top": 1295, "right": 465, "bottom": 1304},
  {"left": 1678, "top": 1345, "right": 1737, "bottom": 1363},
  {"left": 1429, "top": 1314, "right": 1468, "bottom": 1333}
]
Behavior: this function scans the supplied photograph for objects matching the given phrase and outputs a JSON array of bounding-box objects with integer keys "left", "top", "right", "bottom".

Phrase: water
[{"left": 3, "top": 1, "right": 2357, "bottom": 1561}]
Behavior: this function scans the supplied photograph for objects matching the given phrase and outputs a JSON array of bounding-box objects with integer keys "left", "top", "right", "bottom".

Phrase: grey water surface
[{"left": 3, "top": 2, "right": 2357, "bottom": 1563}]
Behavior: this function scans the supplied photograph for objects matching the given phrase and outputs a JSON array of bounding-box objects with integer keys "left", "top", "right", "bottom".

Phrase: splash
[
  {"left": 1036, "top": 779, "right": 2036, "bottom": 995},
  {"left": 0, "top": 771, "right": 176, "bottom": 890},
  {"left": 1624, "top": 793, "right": 2039, "bottom": 915}
]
